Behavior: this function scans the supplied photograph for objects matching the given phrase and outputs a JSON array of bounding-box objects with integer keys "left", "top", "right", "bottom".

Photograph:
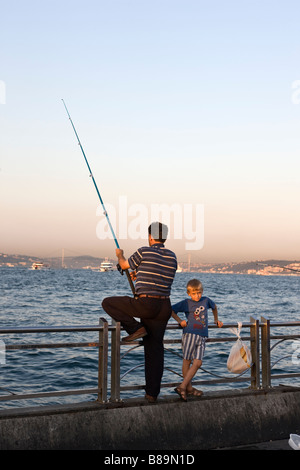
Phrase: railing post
[
  {"left": 261, "top": 316, "right": 271, "bottom": 389},
  {"left": 97, "top": 317, "right": 108, "bottom": 402},
  {"left": 110, "top": 320, "right": 121, "bottom": 402},
  {"left": 250, "top": 316, "right": 260, "bottom": 389}
]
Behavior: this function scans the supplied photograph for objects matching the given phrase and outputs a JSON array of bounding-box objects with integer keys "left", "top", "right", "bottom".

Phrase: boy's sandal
[
  {"left": 174, "top": 387, "right": 187, "bottom": 402},
  {"left": 187, "top": 387, "right": 203, "bottom": 397}
]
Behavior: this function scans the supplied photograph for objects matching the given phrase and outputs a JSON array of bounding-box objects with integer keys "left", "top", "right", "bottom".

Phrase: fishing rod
[{"left": 61, "top": 99, "right": 135, "bottom": 295}]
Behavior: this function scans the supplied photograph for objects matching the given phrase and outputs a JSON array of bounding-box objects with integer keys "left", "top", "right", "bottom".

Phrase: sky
[{"left": 1, "top": 0, "right": 300, "bottom": 264}]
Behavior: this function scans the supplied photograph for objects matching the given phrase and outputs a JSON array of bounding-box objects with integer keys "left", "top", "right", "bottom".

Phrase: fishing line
[{"left": 62, "top": 99, "right": 135, "bottom": 295}]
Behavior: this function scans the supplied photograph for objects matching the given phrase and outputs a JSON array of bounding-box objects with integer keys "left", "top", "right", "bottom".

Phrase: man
[{"left": 102, "top": 222, "right": 177, "bottom": 402}]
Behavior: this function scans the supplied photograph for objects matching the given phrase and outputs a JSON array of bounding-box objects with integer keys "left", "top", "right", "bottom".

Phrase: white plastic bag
[{"left": 227, "top": 322, "right": 252, "bottom": 374}]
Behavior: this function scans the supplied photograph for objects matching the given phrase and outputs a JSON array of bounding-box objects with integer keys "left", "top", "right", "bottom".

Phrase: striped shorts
[{"left": 182, "top": 333, "right": 207, "bottom": 361}]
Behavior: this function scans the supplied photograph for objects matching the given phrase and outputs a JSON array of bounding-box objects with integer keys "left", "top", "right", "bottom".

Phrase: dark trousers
[{"left": 102, "top": 296, "right": 172, "bottom": 397}]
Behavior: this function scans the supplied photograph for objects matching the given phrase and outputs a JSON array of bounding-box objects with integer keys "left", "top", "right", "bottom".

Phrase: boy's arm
[
  {"left": 171, "top": 311, "right": 187, "bottom": 328},
  {"left": 212, "top": 305, "right": 223, "bottom": 327}
]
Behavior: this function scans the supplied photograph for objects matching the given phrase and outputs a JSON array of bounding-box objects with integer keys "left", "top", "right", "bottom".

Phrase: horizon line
[{"left": 1, "top": 252, "right": 300, "bottom": 265}]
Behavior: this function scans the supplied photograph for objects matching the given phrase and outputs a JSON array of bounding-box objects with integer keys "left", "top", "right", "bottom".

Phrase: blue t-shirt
[{"left": 172, "top": 297, "right": 216, "bottom": 337}]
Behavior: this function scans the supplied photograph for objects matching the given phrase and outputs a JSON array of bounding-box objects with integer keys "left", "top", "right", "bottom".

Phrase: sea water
[{"left": 0, "top": 267, "right": 299, "bottom": 408}]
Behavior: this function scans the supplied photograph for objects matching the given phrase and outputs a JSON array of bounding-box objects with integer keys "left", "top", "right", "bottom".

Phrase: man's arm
[{"left": 116, "top": 249, "right": 130, "bottom": 271}]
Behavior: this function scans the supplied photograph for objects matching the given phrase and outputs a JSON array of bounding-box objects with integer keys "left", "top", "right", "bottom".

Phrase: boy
[{"left": 171, "top": 279, "right": 223, "bottom": 401}]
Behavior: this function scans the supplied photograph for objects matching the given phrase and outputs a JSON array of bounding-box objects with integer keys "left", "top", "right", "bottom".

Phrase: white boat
[
  {"left": 99, "top": 259, "right": 114, "bottom": 272},
  {"left": 31, "top": 262, "right": 49, "bottom": 270}
]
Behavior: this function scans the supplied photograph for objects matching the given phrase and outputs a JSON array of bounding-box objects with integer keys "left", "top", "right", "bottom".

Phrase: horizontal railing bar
[
  {"left": 166, "top": 322, "right": 253, "bottom": 330},
  {"left": 0, "top": 387, "right": 100, "bottom": 402},
  {"left": 120, "top": 376, "right": 252, "bottom": 391},
  {"left": 1, "top": 321, "right": 298, "bottom": 336},
  {"left": 164, "top": 336, "right": 252, "bottom": 345},
  {"left": 161, "top": 380, "right": 252, "bottom": 389},
  {"left": 206, "top": 336, "right": 251, "bottom": 343},
  {"left": 269, "top": 334, "right": 300, "bottom": 341},
  {"left": 207, "top": 322, "right": 253, "bottom": 328},
  {"left": 121, "top": 335, "right": 252, "bottom": 347},
  {"left": 4, "top": 337, "right": 253, "bottom": 350},
  {"left": 163, "top": 339, "right": 182, "bottom": 344},
  {"left": 0, "top": 321, "right": 254, "bottom": 337},
  {"left": 0, "top": 325, "right": 104, "bottom": 334},
  {"left": 263, "top": 321, "right": 300, "bottom": 327},
  {"left": 6, "top": 342, "right": 100, "bottom": 350},
  {"left": 270, "top": 373, "right": 300, "bottom": 381}
]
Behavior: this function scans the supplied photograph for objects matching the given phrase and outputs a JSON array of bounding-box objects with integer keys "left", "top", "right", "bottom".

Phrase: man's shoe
[
  {"left": 123, "top": 327, "right": 147, "bottom": 342},
  {"left": 145, "top": 394, "right": 157, "bottom": 403}
]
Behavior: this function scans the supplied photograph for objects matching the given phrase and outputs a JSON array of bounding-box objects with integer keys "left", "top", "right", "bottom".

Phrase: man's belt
[{"left": 138, "top": 294, "right": 169, "bottom": 299}]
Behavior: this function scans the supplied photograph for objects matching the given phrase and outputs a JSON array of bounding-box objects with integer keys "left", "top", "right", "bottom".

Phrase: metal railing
[
  {"left": 0, "top": 319, "right": 109, "bottom": 403},
  {"left": 111, "top": 317, "right": 260, "bottom": 400},
  {"left": 260, "top": 316, "right": 300, "bottom": 388},
  {"left": 0, "top": 316, "right": 299, "bottom": 406}
]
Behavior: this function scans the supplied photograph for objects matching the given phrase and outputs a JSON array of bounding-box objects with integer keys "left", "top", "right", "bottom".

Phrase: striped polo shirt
[{"left": 128, "top": 243, "right": 177, "bottom": 296}]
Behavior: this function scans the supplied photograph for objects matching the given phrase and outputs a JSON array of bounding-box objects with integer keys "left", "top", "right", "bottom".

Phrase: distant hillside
[
  {"left": 202, "top": 259, "right": 299, "bottom": 273},
  {"left": 189, "top": 259, "right": 300, "bottom": 275},
  {"left": 0, "top": 253, "right": 41, "bottom": 267},
  {"left": 0, "top": 253, "right": 112, "bottom": 269},
  {"left": 45, "top": 255, "right": 110, "bottom": 269}
]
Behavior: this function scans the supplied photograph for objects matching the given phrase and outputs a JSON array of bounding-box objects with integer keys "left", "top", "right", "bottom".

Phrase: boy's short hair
[
  {"left": 148, "top": 222, "right": 168, "bottom": 243},
  {"left": 186, "top": 279, "right": 203, "bottom": 293}
]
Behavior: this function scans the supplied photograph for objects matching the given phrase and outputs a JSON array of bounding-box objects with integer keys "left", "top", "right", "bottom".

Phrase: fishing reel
[
  {"left": 117, "top": 264, "right": 137, "bottom": 297},
  {"left": 116, "top": 263, "right": 124, "bottom": 275}
]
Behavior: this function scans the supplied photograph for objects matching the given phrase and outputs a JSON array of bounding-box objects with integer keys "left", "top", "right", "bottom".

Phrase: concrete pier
[{"left": 0, "top": 386, "right": 299, "bottom": 450}]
